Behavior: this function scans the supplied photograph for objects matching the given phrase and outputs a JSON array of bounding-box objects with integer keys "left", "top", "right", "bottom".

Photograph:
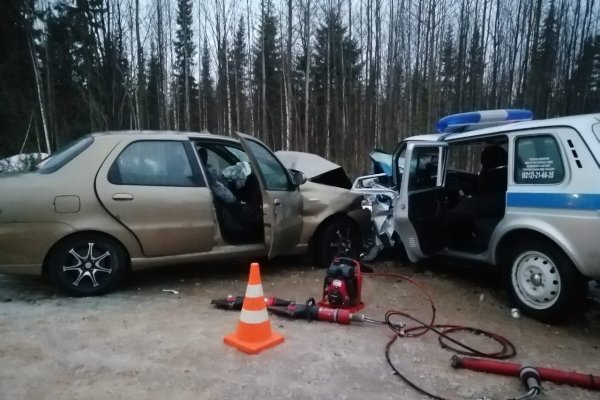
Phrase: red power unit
[{"left": 321, "top": 257, "right": 364, "bottom": 312}]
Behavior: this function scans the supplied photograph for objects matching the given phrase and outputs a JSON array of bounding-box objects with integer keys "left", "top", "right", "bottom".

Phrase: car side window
[
  {"left": 109, "top": 141, "right": 197, "bottom": 187},
  {"left": 514, "top": 135, "right": 565, "bottom": 184},
  {"left": 408, "top": 147, "right": 440, "bottom": 191},
  {"left": 245, "top": 140, "right": 292, "bottom": 191}
]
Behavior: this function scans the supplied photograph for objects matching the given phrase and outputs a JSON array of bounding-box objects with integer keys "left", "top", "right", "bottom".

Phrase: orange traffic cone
[{"left": 223, "top": 262, "right": 284, "bottom": 354}]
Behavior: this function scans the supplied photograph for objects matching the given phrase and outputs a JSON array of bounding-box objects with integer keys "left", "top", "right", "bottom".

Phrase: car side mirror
[{"left": 292, "top": 170, "right": 307, "bottom": 186}]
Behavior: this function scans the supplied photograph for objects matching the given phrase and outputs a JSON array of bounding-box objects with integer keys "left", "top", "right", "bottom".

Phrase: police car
[{"left": 358, "top": 110, "right": 600, "bottom": 321}]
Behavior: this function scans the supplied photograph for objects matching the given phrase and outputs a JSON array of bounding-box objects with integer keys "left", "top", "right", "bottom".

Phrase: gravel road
[{"left": 1, "top": 258, "right": 599, "bottom": 400}]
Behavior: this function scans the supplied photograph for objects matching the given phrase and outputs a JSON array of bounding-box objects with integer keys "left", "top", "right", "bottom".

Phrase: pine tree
[
  {"left": 147, "top": 44, "right": 161, "bottom": 130},
  {"left": 568, "top": 34, "right": 600, "bottom": 114},
  {"left": 0, "top": 0, "right": 39, "bottom": 155},
  {"left": 439, "top": 26, "right": 456, "bottom": 116},
  {"left": 312, "top": 10, "right": 361, "bottom": 160},
  {"left": 200, "top": 37, "right": 216, "bottom": 132},
  {"left": 174, "top": 0, "right": 197, "bottom": 131},
  {"left": 466, "top": 25, "right": 484, "bottom": 109},
  {"left": 527, "top": 1, "right": 558, "bottom": 117},
  {"left": 253, "top": 0, "right": 281, "bottom": 148},
  {"left": 229, "top": 17, "right": 248, "bottom": 132}
]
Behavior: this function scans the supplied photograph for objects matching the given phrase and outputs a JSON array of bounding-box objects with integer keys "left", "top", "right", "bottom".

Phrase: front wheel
[
  {"left": 505, "top": 239, "right": 586, "bottom": 322},
  {"left": 48, "top": 234, "right": 128, "bottom": 296},
  {"left": 315, "top": 217, "right": 362, "bottom": 267}
]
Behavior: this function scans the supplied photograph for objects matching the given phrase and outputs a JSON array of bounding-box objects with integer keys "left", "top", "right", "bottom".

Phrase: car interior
[
  {"left": 406, "top": 136, "right": 509, "bottom": 255},
  {"left": 193, "top": 141, "right": 264, "bottom": 245}
]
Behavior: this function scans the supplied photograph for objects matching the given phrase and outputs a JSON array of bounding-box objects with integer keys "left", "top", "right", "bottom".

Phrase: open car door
[
  {"left": 236, "top": 133, "right": 303, "bottom": 258},
  {"left": 393, "top": 142, "right": 448, "bottom": 262}
]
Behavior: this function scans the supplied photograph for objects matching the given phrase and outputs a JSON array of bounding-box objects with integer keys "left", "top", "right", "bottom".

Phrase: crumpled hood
[
  {"left": 276, "top": 151, "right": 340, "bottom": 178},
  {"left": 276, "top": 150, "right": 352, "bottom": 189}
]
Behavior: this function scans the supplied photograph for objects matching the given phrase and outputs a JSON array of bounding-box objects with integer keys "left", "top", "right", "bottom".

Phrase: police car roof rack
[{"left": 436, "top": 109, "right": 533, "bottom": 134}]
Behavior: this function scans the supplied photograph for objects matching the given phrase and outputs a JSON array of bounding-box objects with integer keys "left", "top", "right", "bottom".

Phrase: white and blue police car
[{"left": 366, "top": 109, "right": 600, "bottom": 321}]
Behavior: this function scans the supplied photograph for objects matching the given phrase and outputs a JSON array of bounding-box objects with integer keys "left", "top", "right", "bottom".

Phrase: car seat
[
  {"left": 478, "top": 145, "right": 508, "bottom": 195},
  {"left": 471, "top": 145, "right": 508, "bottom": 248}
]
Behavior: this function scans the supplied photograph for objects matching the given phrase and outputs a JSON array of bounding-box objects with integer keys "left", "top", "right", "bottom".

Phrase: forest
[{"left": 1, "top": 0, "right": 599, "bottom": 174}]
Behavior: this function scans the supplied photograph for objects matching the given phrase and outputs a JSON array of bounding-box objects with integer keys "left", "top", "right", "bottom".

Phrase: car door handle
[
  {"left": 273, "top": 199, "right": 282, "bottom": 206},
  {"left": 112, "top": 193, "right": 134, "bottom": 201}
]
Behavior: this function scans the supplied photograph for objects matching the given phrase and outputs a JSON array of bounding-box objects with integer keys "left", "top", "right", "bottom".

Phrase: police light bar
[{"left": 436, "top": 109, "right": 533, "bottom": 133}]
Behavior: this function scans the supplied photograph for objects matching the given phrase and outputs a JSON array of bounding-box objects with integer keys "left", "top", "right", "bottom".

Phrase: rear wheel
[
  {"left": 505, "top": 239, "right": 586, "bottom": 322},
  {"left": 316, "top": 217, "right": 361, "bottom": 267},
  {"left": 48, "top": 234, "right": 127, "bottom": 296}
]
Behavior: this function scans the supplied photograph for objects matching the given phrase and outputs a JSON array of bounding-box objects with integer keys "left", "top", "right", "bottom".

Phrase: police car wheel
[{"left": 506, "top": 239, "right": 586, "bottom": 322}]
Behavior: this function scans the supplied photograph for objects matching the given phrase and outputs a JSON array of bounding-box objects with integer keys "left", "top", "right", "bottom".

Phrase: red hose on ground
[{"left": 451, "top": 355, "right": 600, "bottom": 390}]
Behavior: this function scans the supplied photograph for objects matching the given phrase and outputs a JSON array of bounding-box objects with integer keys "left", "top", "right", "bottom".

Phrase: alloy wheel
[{"left": 62, "top": 242, "right": 113, "bottom": 288}]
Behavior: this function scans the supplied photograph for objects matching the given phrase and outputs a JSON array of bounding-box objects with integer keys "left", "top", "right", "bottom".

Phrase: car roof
[
  {"left": 91, "top": 130, "right": 241, "bottom": 144},
  {"left": 404, "top": 113, "right": 600, "bottom": 142}
]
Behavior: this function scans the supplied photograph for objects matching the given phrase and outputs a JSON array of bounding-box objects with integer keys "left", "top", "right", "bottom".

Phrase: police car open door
[{"left": 393, "top": 142, "right": 448, "bottom": 262}]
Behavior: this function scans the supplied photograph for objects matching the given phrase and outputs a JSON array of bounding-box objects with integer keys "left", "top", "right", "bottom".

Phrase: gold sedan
[{"left": 0, "top": 131, "right": 370, "bottom": 296}]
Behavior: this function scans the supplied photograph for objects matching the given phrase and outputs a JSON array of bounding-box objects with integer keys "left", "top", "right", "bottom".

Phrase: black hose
[{"left": 363, "top": 270, "right": 528, "bottom": 400}]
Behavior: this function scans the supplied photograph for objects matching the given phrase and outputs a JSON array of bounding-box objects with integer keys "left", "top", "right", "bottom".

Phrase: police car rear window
[{"left": 514, "top": 135, "right": 564, "bottom": 184}]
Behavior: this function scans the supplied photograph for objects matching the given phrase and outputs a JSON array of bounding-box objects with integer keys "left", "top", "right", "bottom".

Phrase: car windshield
[{"left": 36, "top": 135, "right": 94, "bottom": 174}]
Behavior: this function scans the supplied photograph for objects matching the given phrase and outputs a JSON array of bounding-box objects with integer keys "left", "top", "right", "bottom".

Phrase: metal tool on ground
[
  {"left": 451, "top": 355, "right": 600, "bottom": 391},
  {"left": 320, "top": 257, "right": 364, "bottom": 311},
  {"left": 211, "top": 295, "right": 293, "bottom": 310},
  {"left": 267, "top": 297, "right": 387, "bottom": 326}
]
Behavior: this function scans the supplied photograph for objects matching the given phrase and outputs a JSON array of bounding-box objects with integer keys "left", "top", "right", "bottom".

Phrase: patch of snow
[{"left": 0, "top": 153, "right": 48, "bottom": 173}]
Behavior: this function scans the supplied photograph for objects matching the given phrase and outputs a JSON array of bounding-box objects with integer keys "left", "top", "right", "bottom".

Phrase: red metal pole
[{"left": 451, "top": 356, "right": 600, "bottom": 390}]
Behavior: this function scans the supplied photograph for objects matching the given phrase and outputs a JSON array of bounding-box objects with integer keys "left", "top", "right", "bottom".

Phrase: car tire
[
  {"left": 48, "top": 234, "right": 128, "bottom": 296},
  {"left": 505, "top": 239, "right": 587, "bottom": 322},
  {"left": 316, "top": 217, "right": 361, "bottom": 267}
]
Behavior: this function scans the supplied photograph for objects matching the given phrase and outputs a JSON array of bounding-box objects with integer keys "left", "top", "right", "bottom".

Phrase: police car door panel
[{"left": 394, "top": 143, "right": 448, "bottom": 261}]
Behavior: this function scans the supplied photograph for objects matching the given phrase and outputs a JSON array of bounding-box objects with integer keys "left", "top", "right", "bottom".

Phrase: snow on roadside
[{"left": 0, "top": 153, "right": 48, "bottom": 173}]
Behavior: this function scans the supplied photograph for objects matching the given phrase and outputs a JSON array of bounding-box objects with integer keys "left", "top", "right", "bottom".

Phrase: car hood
[{"left": 275, "top": 150, "right": 352, "bottom": 189}]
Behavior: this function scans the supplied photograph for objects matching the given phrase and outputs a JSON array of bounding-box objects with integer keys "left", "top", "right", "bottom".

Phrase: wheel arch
[
  {"left": 42, "top": 230, "right": 131, "bottom": 277},
  {"left": 494, "top": 229, "right": 579, "bottom": 275}
]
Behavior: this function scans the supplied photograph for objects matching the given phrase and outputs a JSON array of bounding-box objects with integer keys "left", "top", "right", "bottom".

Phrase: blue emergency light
[{"left": 436, "top": 109, "right": 533, "bottom": 133}]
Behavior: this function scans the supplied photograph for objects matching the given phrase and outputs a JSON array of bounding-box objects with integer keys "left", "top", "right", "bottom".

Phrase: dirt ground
[{"left": 1, "top": 258, "right": 599, "bottom": 400}]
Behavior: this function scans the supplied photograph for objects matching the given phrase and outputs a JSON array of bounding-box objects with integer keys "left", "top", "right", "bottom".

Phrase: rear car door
[
  {"left": 96, "top": 139, "right": 215, "bottom": 257},
  {"left": 393, "top": 142, "right": 448, "bottom": 262},
  {"left": 236, "top": 133, "right": 303, "bottom": 257}
]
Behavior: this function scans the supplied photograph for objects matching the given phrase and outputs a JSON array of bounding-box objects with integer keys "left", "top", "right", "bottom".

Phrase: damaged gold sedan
[{"left": 0, "top": 131, "right": 369, "bottom": 296}]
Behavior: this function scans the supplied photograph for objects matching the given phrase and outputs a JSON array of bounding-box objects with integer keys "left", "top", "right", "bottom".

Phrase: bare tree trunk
[
  {"left": 184, "top": 50, "right": 190, "bottom": 131},
  {"left": 325, "top": 5, "right": 331, "bottom": 159},
  {"left": 340, "top": 26, "right": 347, "bottom": 165},
  {"left": 156, "top": 0, "right": 166, "bottom": 129},
  {"left": 135, "top": 0, "right": 143, "bottom": 129},
  {"left": 261, "top": 0, "right": 267, "bottom": 143},
  {"left": 27, "top": 34, "right": 51, "bottom": 154},
  {"left": 198, "top": 2, "right": 203, "bottom": 130},
  {"left": 223, "top": 0, "right": 232, "bottom": 135},
  {"left": 284, "top": 0, "right": 292, "bottom": 150},
  {"left": 303, "top": 0, "right": 311, "bottom": 152},
  {"left": 167, "top": 0, "right": 176, "bottom": 130},
  {"left": 246, "top": 0, "right": 255, "bottom": 135}
]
